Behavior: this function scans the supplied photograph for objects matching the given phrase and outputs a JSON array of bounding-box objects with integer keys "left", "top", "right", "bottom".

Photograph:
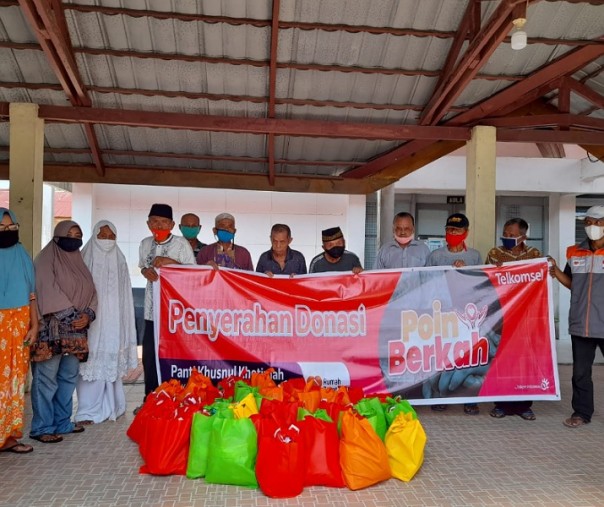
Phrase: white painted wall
[{"left": 71, "top": 183, "right": 367, "bottom": 288}]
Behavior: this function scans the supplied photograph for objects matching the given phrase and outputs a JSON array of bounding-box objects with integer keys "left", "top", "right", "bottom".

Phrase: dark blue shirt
[{"left": 256, "top": 248, "right": 307, "bottom": 275}]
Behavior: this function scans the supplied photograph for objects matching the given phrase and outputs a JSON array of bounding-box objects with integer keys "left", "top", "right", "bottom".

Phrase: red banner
[{"left": 155, "top": 259, "right": 560, "bottom": 404}]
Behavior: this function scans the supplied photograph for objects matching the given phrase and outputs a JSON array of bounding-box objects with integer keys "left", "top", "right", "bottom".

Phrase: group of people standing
[
  {"left": 1, "top": 202, "right": 603, "bottom": 454},
  {"left": 1, "top": 210, "right": 137, "bottom": 453}
]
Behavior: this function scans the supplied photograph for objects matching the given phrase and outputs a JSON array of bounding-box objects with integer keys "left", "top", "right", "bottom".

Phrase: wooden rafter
[
  {"left": 267, "top": 0, "right": 280, "bottom": 186},
  {"left": 343, "top": 41, "right": 604, "bottom": 180},
  {"left": 17, "top": 0, "right": 105, "bottom": 176},
  {"left": 420, "top": 0, "right": 527, "bottom": 126}
]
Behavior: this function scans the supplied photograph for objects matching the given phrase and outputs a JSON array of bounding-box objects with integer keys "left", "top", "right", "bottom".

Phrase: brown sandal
[
  {"left": 30, "top": 434, "right": 63, "bottom": 444},
  {"left": 0, "top": 441, "right": 34, "bottom": 453},
  {"left": 563, "top": 416, "right": 588, "bottom": 428}
]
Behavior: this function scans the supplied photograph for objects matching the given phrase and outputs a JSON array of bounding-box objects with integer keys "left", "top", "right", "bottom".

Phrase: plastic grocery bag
[
  {"left": 186, "top": 412, "right": 213, "bottom": 479},
  {"left": 385, "top": 412, "right": 427, "bottom": 482},
  {"left": 256, "top": 424, "right": 305, "bottom": 498},
  {"left": 138, "top": 410, "right": 194, "bottom": 476},
  {"left": 232, "top": 392, "right": 259, "bottom": 419},
  {"left": 298, "top": 414, "right": 345, "bottom": 488},
  {"left": 339, "top": 410, "right": 391, "bottom": 490},
  {"left": 382, "top": 396, "right": 417, "bottom": 427},
  {"left": 354, "top": 397, "right": 387, "bottom": 441},
  {"left": 205, "top": 415, "right": 259, "bottom": 488}
]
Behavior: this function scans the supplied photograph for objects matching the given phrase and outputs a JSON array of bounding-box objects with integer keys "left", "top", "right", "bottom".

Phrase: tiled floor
[{"left": 2, "top": 364, "right": 604, "bottom": 507}]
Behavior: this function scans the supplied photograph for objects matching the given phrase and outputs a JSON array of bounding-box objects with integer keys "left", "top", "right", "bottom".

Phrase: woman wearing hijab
[
  {"left": 29, "top": 220, "right": 97, "bottom": 443},
  {"left": 75, "top": 220, "right": 137, "bottom": 424},
  {"left": 0, "top": 208, "right": 38, "bottom": 454}
]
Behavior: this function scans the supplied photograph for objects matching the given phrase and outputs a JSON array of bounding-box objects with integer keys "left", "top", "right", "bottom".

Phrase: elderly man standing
[
  {"left": 309, "top": 227, "right": 363, "bottom": 274},
  {"left": 197, "top": 212, "right": 253, "bottom": 270},
  {"left": 486, "top": 217, "right": 542, "bottom": 421},
  {"left": 256, "top": 223, "right": 307, "bottom": 277},
  {"left": 137, "top": 204, "right": 195, "bottom": 410},
  {"left": 426, "top": 212, "right": 482, "bottom": 415},
  {"left": 179, "top": 213, "right": 206, "bottom": 259},
  {"left": 374, "top": 212, "right": 430, "bottom": 269},
  {"left": 550, "top": 205, "right": 604, "bottom": 428}
]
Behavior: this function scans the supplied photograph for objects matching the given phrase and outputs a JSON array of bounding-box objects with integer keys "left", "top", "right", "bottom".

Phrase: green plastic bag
[
  {"left": 234, "top": 381, "right": 263, "bottom": 408},
  {"left": 205, "top": 415, "right": 259, "bottom": 488},
  {"left": 186, "top": 412, "right": 213, "bottom": 479},
  {"left": 297, "top": 407, "right": 333, "bottom": 422},
  {"left": 204, "top": 398, "right": 233, "bottom": 417},
  {"left": 354, "top": 397, "right": 388, "bottom": 441},
  {"left": 382, "top": 397, "right": 417, "bottom": 427}
]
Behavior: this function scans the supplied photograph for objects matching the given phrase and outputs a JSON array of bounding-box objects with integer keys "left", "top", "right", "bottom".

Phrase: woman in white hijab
[{"left": 75, "top": 221, "right": 138, "bottom": 424}]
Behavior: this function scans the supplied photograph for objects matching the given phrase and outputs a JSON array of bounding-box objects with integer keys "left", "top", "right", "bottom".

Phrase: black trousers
[
  {"left": 571, "top": 335, "right": 604, "bottom": 422},
  {"left": 142, "top": 319, "right": 159, "bottom": 398}
]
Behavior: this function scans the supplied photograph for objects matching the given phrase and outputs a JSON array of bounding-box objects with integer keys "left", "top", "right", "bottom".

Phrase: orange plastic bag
[
  {"left": 339, "top": 410, "right": 391, "bottom": 490},
  {"left": 251, "top": 367, "right": 277, "bottom": 389},
  {"left": 385, "top": 412, "right": 427, "bottom": 482}
]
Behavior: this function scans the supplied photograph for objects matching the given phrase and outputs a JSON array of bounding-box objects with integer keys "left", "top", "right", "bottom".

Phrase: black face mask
[
  {"left": 56, "top": 237, "right": 83, "bottom": 252},
  {"left": 326, "top": 246, "right": 345, "bottom": 259},
  {"left": 0, "top": 230, "right": 19, "bottom": 249}
]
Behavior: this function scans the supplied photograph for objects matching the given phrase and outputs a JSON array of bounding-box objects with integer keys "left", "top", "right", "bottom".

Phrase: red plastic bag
[
  {"left": 256, "top": 424, "right": 305, "bottom": 498},
  {"left": 138, "top": 409, "right": 194, "bottom": 475},
  {"left": 299, "top": 416, "right": 345, "bottom": 488}
]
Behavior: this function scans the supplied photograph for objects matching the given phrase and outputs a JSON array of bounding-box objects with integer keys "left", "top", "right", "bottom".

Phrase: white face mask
[
  {"left": 394, "top": 235, "right": 413, "bottom": 246},
  {"left": 585, "top": 225, "right": 604, "bottom": 241},
  {"left": 97, "top": 239, "right": 116, "bottom": 251}
]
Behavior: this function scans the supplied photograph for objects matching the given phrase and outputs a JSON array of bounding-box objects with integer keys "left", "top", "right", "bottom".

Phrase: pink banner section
[{"left": 156, "top": 259, "right": 560, "bottom": 405}]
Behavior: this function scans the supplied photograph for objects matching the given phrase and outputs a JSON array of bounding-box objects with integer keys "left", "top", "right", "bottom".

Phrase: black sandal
[
  {"left": 519, "top": 409, "right": 536, "bottom": 421},
  {"left": 71, "top": 424, "right": 85, "bottom": 433},
  {"left": 490, "top": 407, "right": 506, "bottom": 418},
  {"left": 30, "top": 434, "right": 63, "bottom": 444}
]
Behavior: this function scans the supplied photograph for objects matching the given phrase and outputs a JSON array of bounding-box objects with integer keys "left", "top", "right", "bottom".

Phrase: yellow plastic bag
[
  {"left": 231, "top": 392, "right": 259, "bottom": 419},
  {"left": 385, "top": 412, "right": 427, "bottom": 482}
]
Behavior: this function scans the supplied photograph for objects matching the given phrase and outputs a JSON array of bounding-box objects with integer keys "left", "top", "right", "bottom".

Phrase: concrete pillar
[
  {"left": 378, "top": 184, "right": 395, "bottom": 247},
  {"left": 549, "top": 193, "right": 575, "bottom": 341},
  {"left": 9, "top": 103, "right": 44, "bottom": 257},
  {"left": 465, "top": 126, "right": 496, "bottom": 259}
]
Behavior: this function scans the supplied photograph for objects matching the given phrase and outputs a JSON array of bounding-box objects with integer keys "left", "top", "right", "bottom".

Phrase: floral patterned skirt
[{"left": 0, "top": 305, "right": 30, "bottom": 446}]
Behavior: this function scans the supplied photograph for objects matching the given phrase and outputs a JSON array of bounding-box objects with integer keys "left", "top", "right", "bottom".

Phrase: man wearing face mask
[
  {"left": 549, "top": 205, "right": 604, "bottom": 429},
  {"left": 179, "top": 213, "right": 206, "bottom": 259},
  {"left": 137, "top": 204, "right": 195, "bottom": 410},
  {"left": 486, "top": 217, "right": 542, "bottom": 421},
  {"left": 196, "top": 212, "right": 253, "bottom": 270},
  {"left": 309, "top": 227, "right": 363, "bottom": 274},
  {"left": 373, "top": 212, "right": 430, "bottom": 269},
  {"left": 426, "top": 213, "right": 482, "bottom": 414}
]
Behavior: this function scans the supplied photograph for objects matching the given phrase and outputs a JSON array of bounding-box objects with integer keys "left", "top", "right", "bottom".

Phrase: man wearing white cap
[
  {"left": 197, "top": 212, "right": 253, "bottom": 270},
  {"left": 550, "top": 205, "right": 604, "bottom": 428}
]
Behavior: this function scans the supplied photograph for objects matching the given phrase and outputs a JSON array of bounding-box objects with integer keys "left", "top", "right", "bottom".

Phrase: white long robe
[{"left": 76, "top": 220, "right": 138, "bottom": 423}]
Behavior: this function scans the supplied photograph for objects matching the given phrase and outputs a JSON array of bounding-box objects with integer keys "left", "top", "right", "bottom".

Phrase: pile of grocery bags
[{"left": 127, "top": 369, "right": 427, "bottom": 498}]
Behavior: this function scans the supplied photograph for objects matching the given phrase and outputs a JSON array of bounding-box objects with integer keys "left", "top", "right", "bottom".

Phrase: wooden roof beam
[
  {"left": 18, "top": 0, "right": 105, "bottom": 177},
  {"left": 420, "top": 0, "right": 527, "bottom": 126},
  {"left": 0, "top": 162, "right": 389, "bottom": 195}
]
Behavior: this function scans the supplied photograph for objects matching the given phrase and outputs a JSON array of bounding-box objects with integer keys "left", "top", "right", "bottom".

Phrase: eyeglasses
[{"left": 0, "top": 224, "right": 19, "bottom": 232}]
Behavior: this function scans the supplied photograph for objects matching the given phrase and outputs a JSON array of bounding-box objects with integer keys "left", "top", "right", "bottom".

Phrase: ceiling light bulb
[
  {"left": 511, "top": 17, "right": 527, "bottom": 51},
  {"left": 511, "top": 29, "right": 527, "bottom": 50}
]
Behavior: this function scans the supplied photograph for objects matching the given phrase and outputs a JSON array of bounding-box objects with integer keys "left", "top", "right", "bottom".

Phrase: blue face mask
[
  {"left": 501, "top": 236, "right": 522, "bottom": 250},
  {"left": 216, "top": 229, "right": 235, "bottom": 243}
]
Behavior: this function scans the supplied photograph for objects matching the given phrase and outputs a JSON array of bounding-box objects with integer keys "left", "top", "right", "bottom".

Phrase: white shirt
[{"left": 138, "top": 234, "right": 195, "bottom": 320}]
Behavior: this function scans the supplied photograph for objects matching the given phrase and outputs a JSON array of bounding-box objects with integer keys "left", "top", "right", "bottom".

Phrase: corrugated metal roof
[{"left": 0, "top": 0, "right": 602, "bottom": 192}]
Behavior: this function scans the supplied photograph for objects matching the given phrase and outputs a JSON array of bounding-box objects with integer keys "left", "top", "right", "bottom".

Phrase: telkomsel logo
[{"left": 493, "top": 270, "right": 543, "bottom": 286}]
